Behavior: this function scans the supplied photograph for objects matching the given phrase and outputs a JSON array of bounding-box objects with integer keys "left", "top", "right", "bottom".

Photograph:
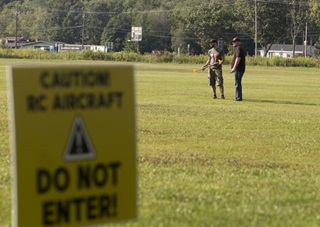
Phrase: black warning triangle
[{"left": 63, "top": 116, "right": 96, "bottom": 162}]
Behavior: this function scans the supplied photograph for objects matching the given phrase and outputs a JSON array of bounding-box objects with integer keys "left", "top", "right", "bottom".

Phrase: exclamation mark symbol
[
  {"left": 76, "top": 125, "right": 83, "bottom": 154},
  {"left": 109, "top": 194, "right": 118, "bottom": 217},
  {"left": 111, "top": 193, "right": 117, "bottom": 217}
]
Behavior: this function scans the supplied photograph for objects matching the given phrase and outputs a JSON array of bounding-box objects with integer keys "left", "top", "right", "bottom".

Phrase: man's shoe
[
  {"left": 213, "top": 95, "right": 217, "bottom": 99},
  {"left": 221, "top": 95, "right": 225, "bottom": 99}
]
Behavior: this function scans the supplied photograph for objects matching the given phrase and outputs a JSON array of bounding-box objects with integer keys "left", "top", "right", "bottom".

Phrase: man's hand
[{"left": 213, "top": 60, "right": 223, "bottom": 66}]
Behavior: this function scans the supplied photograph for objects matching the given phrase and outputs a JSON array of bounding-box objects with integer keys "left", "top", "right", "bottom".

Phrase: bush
[{"left": 0, "top": 48, "right": 319, "bottom": 68}]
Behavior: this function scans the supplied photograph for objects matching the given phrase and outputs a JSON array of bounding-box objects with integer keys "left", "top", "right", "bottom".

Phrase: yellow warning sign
[{"left": 7, "top": 65, "right": 137, "bottom": 227}]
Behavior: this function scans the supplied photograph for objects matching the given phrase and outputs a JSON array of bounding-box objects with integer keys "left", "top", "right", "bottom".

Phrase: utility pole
[
  {"left": 82, "top": 8, "right": 85, "bottom": 50},
  {"left": 254, "top": 0, "right": 258, "bottom": 57},
  {"left": 14, "top": 4, "right": 19, "bottom": 49},
  {"left": 304, "top": 11, "right": 308, "bottom": 58}
]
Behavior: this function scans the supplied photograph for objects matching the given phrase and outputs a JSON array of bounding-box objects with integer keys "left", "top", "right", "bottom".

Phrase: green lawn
[{"left": 1, "top": 59, "right": 320, "bottom": 227}]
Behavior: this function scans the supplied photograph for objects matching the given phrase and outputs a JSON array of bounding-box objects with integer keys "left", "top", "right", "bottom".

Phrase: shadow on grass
[{"left": 245, "top": 98, "right": 319, "bottom": 106}]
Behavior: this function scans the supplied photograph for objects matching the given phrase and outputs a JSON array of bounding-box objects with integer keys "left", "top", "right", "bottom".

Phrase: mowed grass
[{"left": 0, "top": 59, "right": 320, "bottom": 227}]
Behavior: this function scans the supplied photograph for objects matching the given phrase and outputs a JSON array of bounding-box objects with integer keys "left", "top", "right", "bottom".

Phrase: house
[
  {"left": 259, "top": 44, "right": 315, "bottom": 58},
  {"left": 0, "top": 37, "right": 28, "bottom": 48},
  {"left": 21, "top": 42, "right": 93, "bottom": 52},
  {"left": 20, "top": 41, "right": 65, "bottom": 52},
  {"left": 1, "top": 37, "right": 112, "bottom": 53}
]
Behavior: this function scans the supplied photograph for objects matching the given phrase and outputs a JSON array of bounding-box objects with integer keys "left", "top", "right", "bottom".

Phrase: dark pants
[{"left": 234, "top": 71, "right": 244, "bottom": 101}]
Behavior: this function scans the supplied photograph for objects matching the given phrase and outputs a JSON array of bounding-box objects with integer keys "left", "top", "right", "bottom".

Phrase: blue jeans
[{"left": 234, "top": 71, "right": 244, "bottom": 101}]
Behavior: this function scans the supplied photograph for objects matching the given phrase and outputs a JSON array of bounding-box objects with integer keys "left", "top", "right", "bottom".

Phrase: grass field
[{"left": 0, "top": 59, "right": 320, "bottom": 227}]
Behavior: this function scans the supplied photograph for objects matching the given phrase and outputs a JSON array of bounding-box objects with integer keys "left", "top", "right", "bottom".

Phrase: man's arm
[
  {"left": 231, "top": 57, "right": 241, "bottom": 72},
  {"left": 202, "top": 56, "right": 211, "bottom": 70}
]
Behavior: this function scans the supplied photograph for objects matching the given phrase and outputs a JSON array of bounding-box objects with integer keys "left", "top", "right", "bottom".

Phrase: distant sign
[
  {"left": 7, "top": 65, "right": 137, "bottom": 227},
  {"left": 131, "top": 27, "right": 142, "bottom": 41}
]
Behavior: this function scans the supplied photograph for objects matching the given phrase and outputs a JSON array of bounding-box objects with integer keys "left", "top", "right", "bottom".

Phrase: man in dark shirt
[{"left": 231, "top": 37, "right": 246, "bottom": 101}]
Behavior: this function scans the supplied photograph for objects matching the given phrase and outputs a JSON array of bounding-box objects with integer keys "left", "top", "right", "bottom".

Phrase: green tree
[
  {"left": 185, "top": 0, "right": 234, "bottom": 53},
  {"left": 123, "top": 0, "right": 173, "bottom": 53},
  {"left": 139, "top": 11, "right": 173, "bottom": 53},
  {"left": 285, "top": 0, "right": 309, "bottom": 56},
  {"left": 308, "top": 0, "right": 320, "bottom": 46},
  {"left": 233, "top": 0, "right": 288, "bottom": 57},
  {"left": 309, "top": 0, "right": 320, "bottom": 26},
  {"left": 0, "top": 1, "right": 34, "bottom": 39},
  {"left": 61, "top": 2, "right": 85, "bottom": 44},
  {"left": 101, "top": 13, "right": 132, "bottom": 51},
  {"left": 32, "top": 0, "right": 85, "bottom": 43},
  {"left": 170, "top": 0, "right": 203, "bottom": 54},
  {"left": 0, "top": 2, "right": 17, "bottom": 38},
  {"left": 0, "top": 0, "right": 318, "bottom": 56},
  {"left": 314, "top": 36, "right": 320, "bottom": 58},
  {"left": 84, "top": 0, "right": 124, "bottom": 45},
  {"left": 0, "top": 39, "right": 6, "bottom": 48},
  {"left": 15, "top": 1, "right": 53, "bottom": 41},
  {"left": 0, "top": 0, "right": 12, "bottom": 8}
]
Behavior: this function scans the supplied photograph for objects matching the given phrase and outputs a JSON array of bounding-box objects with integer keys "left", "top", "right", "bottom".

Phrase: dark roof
[
  {"left": 21, "top": 41, "right": 64, "bottom": 47},
  {"left": 5, "top": 37, "right": 27, "bottom": 42}
]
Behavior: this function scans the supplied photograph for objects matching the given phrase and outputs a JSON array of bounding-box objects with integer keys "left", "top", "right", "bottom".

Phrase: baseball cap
[
  {"left": 208, "top": 39, "right": 217, "bottom": 43},
  {"left": 231, "top": 37, "right": 241, "bottom": 43}
]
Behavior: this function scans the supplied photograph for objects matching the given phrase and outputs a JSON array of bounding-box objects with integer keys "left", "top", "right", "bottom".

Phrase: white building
[{"left": 259, "top": 44, "right": 315, "bottom": 58}]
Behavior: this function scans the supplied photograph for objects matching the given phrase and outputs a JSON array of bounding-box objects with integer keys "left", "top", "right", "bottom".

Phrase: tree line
[{"left": 0, "top": 0, "right": 320, "bottom": 56}]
